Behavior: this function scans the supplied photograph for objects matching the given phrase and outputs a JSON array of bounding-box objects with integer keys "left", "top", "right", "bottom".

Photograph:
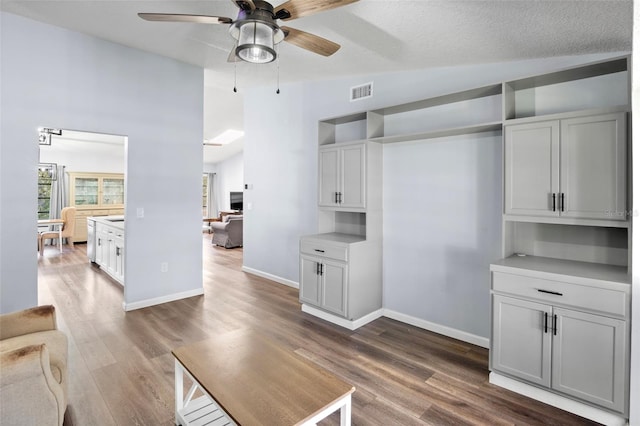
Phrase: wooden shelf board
[
  {"left": 369, "top": 122, "right": 502, "bottom": 144},
  {"left": 371, "top": 84, "right": 502, "bottom": 116}
]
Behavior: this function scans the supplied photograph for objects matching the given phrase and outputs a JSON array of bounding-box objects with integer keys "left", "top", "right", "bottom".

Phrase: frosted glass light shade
[{"left": 236, "top": 21, "right": 276, "bottom": 64}]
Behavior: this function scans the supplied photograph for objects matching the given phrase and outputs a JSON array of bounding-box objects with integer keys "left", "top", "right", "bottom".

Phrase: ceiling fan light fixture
[{"left": 236, "top": 21, "right": 276, "bottom": 64}]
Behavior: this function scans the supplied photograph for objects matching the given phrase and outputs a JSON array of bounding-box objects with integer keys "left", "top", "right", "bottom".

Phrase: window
[
  {"left": 202, "top": 174, "right": 208, "bottom": 217},
  {"left": 38, "top": 169, "right": 53, "bottom": 219}
]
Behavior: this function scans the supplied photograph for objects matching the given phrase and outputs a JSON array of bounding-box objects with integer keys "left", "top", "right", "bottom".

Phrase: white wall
[
  {"left": 39, "top": 138, "right": 125, "bottom": 174},
  {"left": 0, "top": 12, "right": 204, "bottom": 312},
  {"left": 203, "top": 151, "right": 244, "bottom": 214},
  {"left": 243, "top": 52, "right": 628, "bottom": 341}
]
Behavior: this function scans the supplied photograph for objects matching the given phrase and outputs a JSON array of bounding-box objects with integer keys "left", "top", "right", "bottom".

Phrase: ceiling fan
[{"left": 139, "top": 0, "right": 358, "bottom": 64}]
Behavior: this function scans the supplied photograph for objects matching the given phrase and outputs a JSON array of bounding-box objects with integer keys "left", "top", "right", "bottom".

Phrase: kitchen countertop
[{"left": 89, "top": 215, "right": 125, "bottom": 230}]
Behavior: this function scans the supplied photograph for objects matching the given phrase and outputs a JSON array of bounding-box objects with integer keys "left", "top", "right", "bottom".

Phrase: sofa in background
[
  {"left": 211, "top": 214, "right": 243, "bottom": 248},
  {"left": 0, "top": 305, "right": 68, "bottom": 426}
]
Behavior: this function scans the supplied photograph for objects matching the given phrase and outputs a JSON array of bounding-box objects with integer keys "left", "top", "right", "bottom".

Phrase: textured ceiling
[{"left": 2, "top": 0, "right": 633, "bottom": 163}]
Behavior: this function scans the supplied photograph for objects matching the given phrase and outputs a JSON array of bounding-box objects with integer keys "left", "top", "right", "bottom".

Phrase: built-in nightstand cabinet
[
  {"left": 505, "top": 112, "right": 626, "bottom": 221},
  {"left": 318, "top": 143, "right": 366, "bottom": 209},
  {"left": 491, "top": 260, "right": 630, "bottom": 415},
  {"left": 300, "top": 233, "right": 381, "bottom": 321}
]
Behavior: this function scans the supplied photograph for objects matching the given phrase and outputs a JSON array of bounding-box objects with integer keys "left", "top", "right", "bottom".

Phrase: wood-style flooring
[{"left": 36, "top": 235, "right": 598, "bottom": 425}]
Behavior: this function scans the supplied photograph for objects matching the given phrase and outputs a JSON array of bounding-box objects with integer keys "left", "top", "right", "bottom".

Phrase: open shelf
[
  {"left": 504, "top": 56, "right": 629, "bottom": 120},
  {"left": 369, "top": 122, "right": 502, "bottom": 144}
]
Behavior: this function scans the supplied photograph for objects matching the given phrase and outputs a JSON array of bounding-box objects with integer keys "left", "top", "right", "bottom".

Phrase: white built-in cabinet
[
  {"left": 492, "top": 56, "right": 631, "bottom": 424},
  {"left": 491, "top": 263, "right": 629, "bottom": 415},
  {"left": 318, "top": 143, "right": 366, "bottom": 209},
  {"left": 505, "top": 112, "right": 626, "bottom": 221},
  {"left": 300, "top": 56, "right": 631, "bottom": 422},
  {"left": 95, "top": 219, "right": 125, "bottom": 285}
]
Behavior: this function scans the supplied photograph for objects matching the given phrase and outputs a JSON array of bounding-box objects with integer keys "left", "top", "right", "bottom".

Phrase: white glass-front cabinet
[{"left": 504, "top": 112, "right": 626, "bottom": 221}]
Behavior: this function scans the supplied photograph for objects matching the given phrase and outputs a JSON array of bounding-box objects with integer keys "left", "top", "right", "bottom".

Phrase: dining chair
[{"left": 39, "top": 207, "right": 76, "bottom": 255}]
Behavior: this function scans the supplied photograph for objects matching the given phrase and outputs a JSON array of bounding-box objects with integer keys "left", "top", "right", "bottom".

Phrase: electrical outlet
[{"left": 161, "top": 262, "right": 168, "bottom": 273}]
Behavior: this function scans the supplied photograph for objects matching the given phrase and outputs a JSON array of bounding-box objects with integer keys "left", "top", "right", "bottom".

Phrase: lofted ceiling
[{"left": 2, "top": 0, "right": 633, "bottom": 163}]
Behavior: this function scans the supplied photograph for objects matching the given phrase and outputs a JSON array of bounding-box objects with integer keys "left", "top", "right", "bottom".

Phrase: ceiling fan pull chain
[
  {"left": 233, "top": 62, "right": 238, "bottom": 93},
  {"left": 276, "top": 44, "right": 280, "bottom": 94}
]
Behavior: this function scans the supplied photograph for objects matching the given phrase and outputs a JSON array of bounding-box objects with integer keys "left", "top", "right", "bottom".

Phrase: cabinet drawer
[
  {"left": 492, "top": 272, "right": 628, "bottom": 317},
  {"left": 300, "top": 241, "right": 348, "bottom": 262},
  {"left": 76, "top": 210, "right": 94, "bottom": 217}
]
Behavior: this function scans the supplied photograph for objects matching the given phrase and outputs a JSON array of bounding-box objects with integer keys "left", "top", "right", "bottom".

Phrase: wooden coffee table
[{"left": 172, "top": 329, "right": 355, "bottom": 426}]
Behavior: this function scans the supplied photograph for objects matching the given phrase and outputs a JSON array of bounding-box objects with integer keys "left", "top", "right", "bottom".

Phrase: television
[{"left": 230, "top": 191, "right": 243, "bottom": 211}]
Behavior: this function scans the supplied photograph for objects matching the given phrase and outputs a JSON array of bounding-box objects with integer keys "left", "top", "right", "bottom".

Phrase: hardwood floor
[{"left": 36, "top": 235, "right": 598, "bottom": 425}]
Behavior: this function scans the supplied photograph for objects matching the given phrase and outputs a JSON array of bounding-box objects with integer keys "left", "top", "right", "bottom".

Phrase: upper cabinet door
[
  {"left": 560, "top": 113, "right": 627, "bottom": 220},
  {"left": 319, "top": 148, "right": 340, "bottom": 207},
  {"left": 504, "top": 121, "right": 560, "bottom": 217},
  {"left": 340, "top": 144, "right": 366, "bottom": 209}
]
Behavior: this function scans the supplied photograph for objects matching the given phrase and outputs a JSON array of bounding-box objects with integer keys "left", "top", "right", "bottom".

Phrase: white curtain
[
  {"left": 49, "top": 165, "right": 67, "bottom": 219},
  {"left": 46, "top": 165, "right": 67, "bottom": 245},
  {"left": 207, "top": 173, "right": 218, "bottom": 218}
]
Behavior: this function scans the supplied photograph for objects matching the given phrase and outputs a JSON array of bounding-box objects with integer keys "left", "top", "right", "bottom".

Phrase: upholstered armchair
[
  {"left": 0, "top": 305, "right": 68, "bottom": 426},
  {"left": 39, "top": 206, "right": 77, "bottom": 255},
  {"left": 211, "top": 214, "right": 243, "bottom": 248}
]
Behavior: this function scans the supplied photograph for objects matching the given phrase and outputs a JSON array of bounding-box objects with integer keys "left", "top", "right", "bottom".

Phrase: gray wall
[
  {"left": 243, "top": 52, "right": 627, "bottom": 341},
  {"left": 0, "top": 12, "right": 204, "bottom": 312}
]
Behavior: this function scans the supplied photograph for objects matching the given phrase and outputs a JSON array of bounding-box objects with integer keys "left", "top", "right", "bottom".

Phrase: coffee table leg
[
  {"left": 175, "top": 359, "right": 183, "bottom": 426},
  {"left": 340, "top": 393, "right": 352, "bottom": 426}
]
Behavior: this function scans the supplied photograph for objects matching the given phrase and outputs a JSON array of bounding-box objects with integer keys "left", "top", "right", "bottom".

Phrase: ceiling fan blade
[
  {"left": 282, "top": 26, "right": 340, "bottom": 57},
  {"left": 275, "top": 0, "right": 359, "bottom": 21},
  {"left": 231, "top": 0, "right": 256, "bottom": 11},
  {"left": 138, "top": 13, "right": 233, "bottom": 25}
]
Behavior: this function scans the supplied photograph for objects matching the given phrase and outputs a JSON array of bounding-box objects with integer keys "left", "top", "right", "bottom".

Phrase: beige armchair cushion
[
  {"left": 0, "top": 345, "right": 66, "bottom": 426},
  {"left": 0, "top": 305, "right": 68, "bottom": 426}
]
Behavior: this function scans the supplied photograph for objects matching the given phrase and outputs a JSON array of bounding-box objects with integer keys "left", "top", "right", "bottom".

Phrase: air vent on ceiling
[{"left": 350, "top": 82, "right": 373, "bottom": 102}]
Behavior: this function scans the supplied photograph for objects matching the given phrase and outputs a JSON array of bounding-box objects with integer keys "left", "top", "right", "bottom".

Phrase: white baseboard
[
  {"left": 122, "top": 288, "right": 205, "bottom": 311},
  {"left": 241, "top": 266, "right": 299, "bottom": 289},
  {"left": 382, "top": 309, "right": 490, "bottom": 348},
  {"left": 301, "top": 304, "right": 384, "bottom": 331},
  {"left": 489, "top": 372, "right": 628, "bottom": 426}
]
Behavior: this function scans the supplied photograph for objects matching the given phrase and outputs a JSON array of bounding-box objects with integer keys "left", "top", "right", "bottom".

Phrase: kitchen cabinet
[
  {"left": 318, "top": 143, "right": 366, "bottom": 209},
  {"left": 490, "top": 259, "right": 630, "bottom": 415},
  {"left": 504, "top": 112, "right": 626, "bottom": 221},
  {"left": 94, "top": 217, "right": 125, "bottom": 286}
]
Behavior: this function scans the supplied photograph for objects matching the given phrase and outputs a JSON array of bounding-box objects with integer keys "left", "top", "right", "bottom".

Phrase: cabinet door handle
[
  {"left": 560, "top": 193, "right": 565, "bottom": 212},
  {"left": 116, "top": 247, "right": 120, "bottom": 256},
  {"left": 316, "top": 262, "right": 320, "bottom": 275},
  {"left": 98, "top": 238, "right": 101, "bottom": 246},
  {"left": 320, "top": 264, "right": 324, "bottom": 275},
  {"left": 314, "top": 249, "right": 325, "bottom": 253},
  {"left": 338, "top": 192, "right": 342, "bottom": 203},
  {"left": 537, "top": 289, "right": 563, "bottom": 296},
  {"left": 544, "top": 312, "right": 548, "bottom": 333},
  {"left": 551, "top": 193, "right": 556, "bottom": 212},
  {"left": 553, "top": 314, "right": 558, "bottom": 336},
  {"left": 334, "top": 192, "right": 339, "bottom": 203}
]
